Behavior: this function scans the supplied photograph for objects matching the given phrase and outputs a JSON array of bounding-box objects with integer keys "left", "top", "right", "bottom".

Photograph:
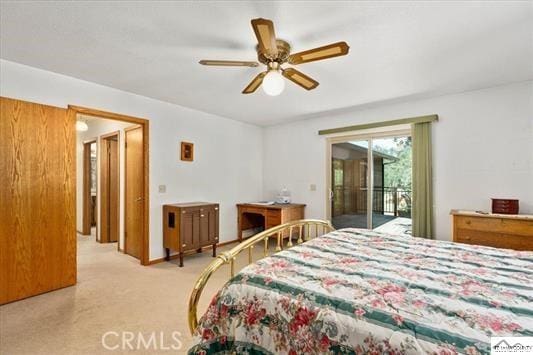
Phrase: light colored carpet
[{"left": 0, "top": 233, "right": 266, "bottom": 354}]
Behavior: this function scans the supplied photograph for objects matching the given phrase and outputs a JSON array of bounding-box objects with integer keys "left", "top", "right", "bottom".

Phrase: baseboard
[{"left": 148, "top": 239, "right": 240, "bottom": 265}]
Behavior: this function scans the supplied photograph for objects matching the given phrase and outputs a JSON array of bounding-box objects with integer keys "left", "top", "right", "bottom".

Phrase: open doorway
[
  {"left": 74, "top": 107, "right": 149, "bottom": 265},
  {"left": 328, "top": 129, "right": 412, "bottom": 235}
]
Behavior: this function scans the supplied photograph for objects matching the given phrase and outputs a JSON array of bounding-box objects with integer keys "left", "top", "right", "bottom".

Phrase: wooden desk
[
  {"left": 237, "top": 203, "right": 306, "bottom": 241},
  {"left": 451, "top": 209, "right": 533, "bottom": 251}
]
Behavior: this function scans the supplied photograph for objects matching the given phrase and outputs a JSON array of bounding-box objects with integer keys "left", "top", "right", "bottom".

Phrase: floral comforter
[{"left": 189, "top": 229, "right": 533, "bottom": 354}]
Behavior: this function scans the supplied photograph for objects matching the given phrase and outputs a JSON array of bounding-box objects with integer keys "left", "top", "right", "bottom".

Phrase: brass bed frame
[{"left": 188, "top": 219, "right": 335, "bottom": 334}]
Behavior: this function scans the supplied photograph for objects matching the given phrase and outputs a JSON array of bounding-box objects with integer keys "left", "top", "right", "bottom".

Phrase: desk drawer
[
  {"left": 266, "top": 210, "right": 281, "bottom": 228},
  {"left": 241, "top": 206, "right": 266, "bottom": 215},
  {"left": 455, "top": 216, "right": 533, "bottom": 236}
]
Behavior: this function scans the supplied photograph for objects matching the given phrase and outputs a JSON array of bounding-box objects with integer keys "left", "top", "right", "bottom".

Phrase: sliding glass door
[
  {"left": 330, "top": 140, "right": 369, "bottom": 229},
  {"left": 330, "top": 133, "right": 412, "bottom": 235}
]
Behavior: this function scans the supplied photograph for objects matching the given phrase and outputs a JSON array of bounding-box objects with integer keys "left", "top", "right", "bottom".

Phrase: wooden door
[
  {"left": 82, "top": 141, "right": 92, "bottom": 235},
  {"left": 199, "top": 207, "right": 218, "bottom": 246},
  {"left": 332, "top": 159, "right": 344, "bottom": 217},
  {"left": 343, "top": 160, "right": 355, "bottom": 214},
  {"left": 124, "top": 126, "right": 144, "bottom": 259},
  {"left": 181, "top": 210, "right": 201, "bottom": 250},
  {"left": 0, "top": 97, "right": 76, "bottom": 305},
  {"left": 100, "top": 134, "right": 119, "bottom": 243}
]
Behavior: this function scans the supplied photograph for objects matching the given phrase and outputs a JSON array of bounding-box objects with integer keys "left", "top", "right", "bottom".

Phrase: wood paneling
[
  {"left": 125, "top": 126, "right": 143, "bottom": 259},
  {"left": 0, "top": 97, "right": 76, "bottom": 305}
]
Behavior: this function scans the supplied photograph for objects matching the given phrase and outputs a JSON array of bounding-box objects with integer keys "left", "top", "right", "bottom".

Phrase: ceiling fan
[{"left": 199, "top": 18, "right": 350, "bottom": 96}]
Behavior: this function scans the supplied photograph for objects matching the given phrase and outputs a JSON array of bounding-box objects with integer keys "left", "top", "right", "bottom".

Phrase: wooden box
[{"left": 491, "top": 198, "right": 519, "bottom": 214}]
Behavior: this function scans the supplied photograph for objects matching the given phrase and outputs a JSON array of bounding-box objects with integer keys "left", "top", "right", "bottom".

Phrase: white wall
[
  {"left": 263, "top": 81, "right": 533, "bottom": 240},
  {"left": 1, "top": 59, "right": 263, "bottom": 261},
  {"left": 2, "top": 58, "right": 531, "bottom": 248},
  {"left": 76, "top": 117, "right": 132, "bottom": 249}
]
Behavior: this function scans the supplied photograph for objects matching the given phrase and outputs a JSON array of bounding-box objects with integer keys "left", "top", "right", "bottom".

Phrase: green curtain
[{"left": 412, "top": 122, "right": 433, "bottom": 238}]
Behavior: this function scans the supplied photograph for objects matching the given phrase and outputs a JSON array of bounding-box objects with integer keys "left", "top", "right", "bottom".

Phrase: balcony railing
[{"left": 333, "top": 186, "right": 411, "bottom": 217}]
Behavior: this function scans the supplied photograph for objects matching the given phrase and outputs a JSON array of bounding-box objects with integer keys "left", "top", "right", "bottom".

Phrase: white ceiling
[{"left": 1, "top": 1, "right": 532, "bottom": 126}]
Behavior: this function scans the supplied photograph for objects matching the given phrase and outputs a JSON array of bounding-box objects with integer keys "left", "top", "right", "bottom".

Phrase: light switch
[
  {"left": 309, "top": 184, "right": 317, "bottom": 191},
  {"left": 158, "top": 185, "right": 166, "bottom": 193}
]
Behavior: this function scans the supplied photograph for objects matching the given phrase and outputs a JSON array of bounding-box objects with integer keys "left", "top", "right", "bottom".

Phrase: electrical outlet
[
  {"left": 310, "top": 184, "right": 317, "bottom": 191},
  {"left": 158, "top": 185, "right": 166, "bottom": 193}
]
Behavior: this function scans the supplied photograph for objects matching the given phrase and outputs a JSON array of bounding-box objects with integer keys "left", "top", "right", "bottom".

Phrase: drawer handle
[
  {"left": 182, "top": 244, "right": 187, "bottom": 247},
  {"left": 201, "top": 214, "right": 205, "bottom": 217},
  {"left": 465, "top": 220, "right": 471, "bottom": 225},
  {"left": 464, "top": 236, "right": 471, "bottom": 241},
  {"left": 215, "top": 207, "right": 218, "bottom": 210}
]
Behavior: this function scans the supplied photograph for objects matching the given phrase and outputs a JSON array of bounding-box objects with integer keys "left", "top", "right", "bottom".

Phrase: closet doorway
[
  {"left": 100, "top": 131, "right": 120, "bottom": 243},
  {"left": 327, "top": 129, "right": 413, "bottom": 235}
]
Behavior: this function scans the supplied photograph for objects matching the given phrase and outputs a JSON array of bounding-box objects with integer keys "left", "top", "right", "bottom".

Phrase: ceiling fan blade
[
  {"left": 282, "top": 68, "right": 319, "bottom": 90},
  {"left": 199, "top": 60, "right": 259, "bottom": 67},
  {"left": 251, "top": 18, "right": 278, "bottom": 58},
  {"left": 242, "top": 72, "right": 267, "bottom": 94},
  {"left": 288, "top": 41, "right": 350, "bottom": 65}
]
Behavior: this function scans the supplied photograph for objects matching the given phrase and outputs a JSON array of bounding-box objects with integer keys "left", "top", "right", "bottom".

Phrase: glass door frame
[{"left": 325, "top": 127, "right": 412, "bottom": 229}]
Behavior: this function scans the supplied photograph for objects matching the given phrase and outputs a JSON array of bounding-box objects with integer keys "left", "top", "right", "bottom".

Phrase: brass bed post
[
  {"left": 287, "top": 226, "right": 294, "bottom": 247},
  {"left": 188, "top": 219, "right": 334, "bottom": 334},
  {"left": 276, "top": 232, "right": 282, "bottom": 251}
]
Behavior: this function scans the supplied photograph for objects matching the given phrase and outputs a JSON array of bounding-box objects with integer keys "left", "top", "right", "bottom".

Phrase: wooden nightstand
[
  {"left": 450, "top": 210, "right": 533, "bottom": 251},
  {"left": 163, "top": 202, "right": 219, "bottom": 267}
]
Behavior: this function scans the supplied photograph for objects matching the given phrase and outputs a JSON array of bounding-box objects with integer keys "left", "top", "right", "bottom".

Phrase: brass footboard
[{"left": 188, "top": 219, "right": 334, "bottom": 334}]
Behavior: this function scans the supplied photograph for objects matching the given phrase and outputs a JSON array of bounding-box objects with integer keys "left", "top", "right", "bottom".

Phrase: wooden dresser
[
  {"left": 451, "top": 210, "right": 533, "bottom": 251},
  {"left": 237, "top": 203, "right": 305, "bottom": 241},
  {"left": 163, "top": 202, "right": 219, "bottom": 267}
]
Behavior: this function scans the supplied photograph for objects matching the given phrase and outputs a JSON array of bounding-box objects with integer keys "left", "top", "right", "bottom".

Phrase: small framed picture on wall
[{"left": 181, "top": 142, "right": 194, "bottom": 162}]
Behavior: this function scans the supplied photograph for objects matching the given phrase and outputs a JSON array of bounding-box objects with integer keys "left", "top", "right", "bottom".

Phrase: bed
[{"left": 188, "top": 221, "right": 533, "bottom": 354}]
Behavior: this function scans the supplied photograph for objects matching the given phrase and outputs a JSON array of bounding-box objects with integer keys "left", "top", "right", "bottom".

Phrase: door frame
[
  {"left": 82, "top": 138, "right": 97, "bottom": 236},
  {"left": 325, "top": 127, "right": 411, "bottom": 227},
  {"left": 99, "top": 131, "right": 120, "bottom": 245},
  {"left": 69, "top": 105, "right": 150, "bottom": 266}
]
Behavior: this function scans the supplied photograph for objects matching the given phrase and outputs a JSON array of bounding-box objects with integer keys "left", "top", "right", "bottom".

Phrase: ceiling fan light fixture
[
  {"left": 262, "top": 69, "right": 285, "bottom": 96},
  {"left": 199, "top": 18, "right": 349, "bottom": 95}
]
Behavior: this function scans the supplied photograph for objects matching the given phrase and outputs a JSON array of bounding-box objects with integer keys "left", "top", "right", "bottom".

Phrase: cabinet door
[
  {"left": 181, "top": 210, "right": 201, "bottom": 250},
  {"left": 199, "top": 207, "right": 219, "bottom": 246}
]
